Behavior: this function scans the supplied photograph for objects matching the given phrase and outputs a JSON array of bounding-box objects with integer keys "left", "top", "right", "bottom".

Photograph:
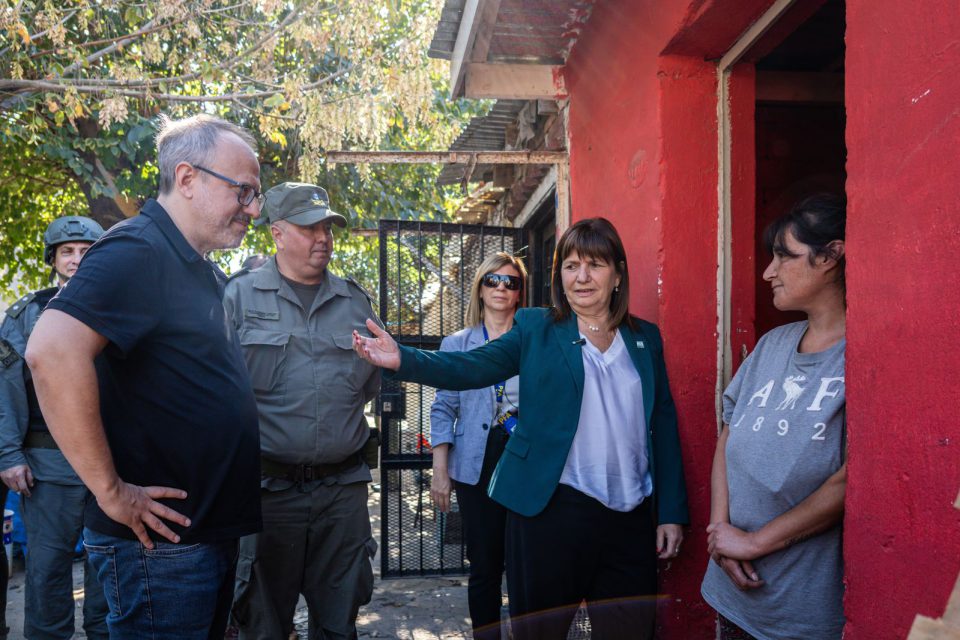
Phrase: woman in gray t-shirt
[{"left": 701, "top": 194, "right": 848, "bottom": 640}]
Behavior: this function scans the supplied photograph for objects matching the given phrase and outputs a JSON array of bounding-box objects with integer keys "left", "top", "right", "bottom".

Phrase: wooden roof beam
[
  {"left": 450, "top": 0, "right": 503, "bottom": 98},
  {"left": 323, "top": 150, "right": 568, "bottom": 165},
  {"left": 464, "top": 63, "right": 566, "bottom": 99}
]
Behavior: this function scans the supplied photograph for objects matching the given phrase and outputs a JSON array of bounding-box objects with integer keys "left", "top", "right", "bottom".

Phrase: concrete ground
[{"left": 1, "top": 482, "right": 474, "bottom": 640}]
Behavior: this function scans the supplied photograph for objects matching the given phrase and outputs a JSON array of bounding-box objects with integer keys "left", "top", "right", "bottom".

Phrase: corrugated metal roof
[
  {"left": 429, "top": 1, "right": 588, "bottom": 197},
  {"left": 428, "top": 0, "right": 465, "bottom": 60},
  {"left": 428, "top": 0, "right": 595, "bottom": 65},
  {"left": 437, "top": 99, "right": 527, "bottom": 185}
]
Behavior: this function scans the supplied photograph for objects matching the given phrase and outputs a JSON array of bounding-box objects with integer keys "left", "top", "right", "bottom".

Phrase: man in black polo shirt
[{"left": 25, "top": 113, "right": 263, "bottom": 639}]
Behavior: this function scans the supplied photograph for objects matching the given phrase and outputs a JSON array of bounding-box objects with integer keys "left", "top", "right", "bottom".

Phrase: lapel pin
[{"left": 637, "top": 340, "right": 645, "bottom": 349}]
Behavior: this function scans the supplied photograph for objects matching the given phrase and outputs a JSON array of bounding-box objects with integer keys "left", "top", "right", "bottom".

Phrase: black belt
[
  {"left": 260, "top": 453, "right": 361, "bottom": 483},
  {"left": 24, "top": 431, "right": 59, "bottom": 450}
]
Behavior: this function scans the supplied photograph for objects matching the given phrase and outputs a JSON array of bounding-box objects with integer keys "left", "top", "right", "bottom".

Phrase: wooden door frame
[{"left": 715, "top": 0, "right": 799, "bottom": 421}]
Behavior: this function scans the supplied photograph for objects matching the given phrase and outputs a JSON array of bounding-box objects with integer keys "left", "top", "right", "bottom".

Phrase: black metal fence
[{"left": 376, "top": 219, "right": 525, "bottom": 578}]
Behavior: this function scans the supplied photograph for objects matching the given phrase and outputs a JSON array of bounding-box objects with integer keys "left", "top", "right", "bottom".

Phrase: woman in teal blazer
[{"left": 355, "top": 218, "right": 689, "bottom": 640}]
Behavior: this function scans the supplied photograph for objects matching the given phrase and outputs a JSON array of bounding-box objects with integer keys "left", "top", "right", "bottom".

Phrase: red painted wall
[
  {"left": 564, "top": 1, "right": 677, "bottom": 321},
  {"left": 844, "top": 0, "right": 960, "bottom": 637},
  {"left": 564, "top": 1, "right": 730, "bottom": 637},
  {"left": 562, "top": 1, "right": 960, "bottom": 638}
]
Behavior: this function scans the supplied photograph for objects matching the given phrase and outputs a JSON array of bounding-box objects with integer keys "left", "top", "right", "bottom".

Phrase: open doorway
[
  {"left": 720, "top": 0, "right": 846, "bottom": 381},
  {"left": 526, "top": 193, "right": 557, "bottom": 308},
  {"left": 753, "top": 0, "right": 846, "bottom": 337}
]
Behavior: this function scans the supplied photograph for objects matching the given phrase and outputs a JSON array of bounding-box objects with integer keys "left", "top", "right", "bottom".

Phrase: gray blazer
[{"left": 429, "top": 325, "right": 506, "bottom": 486}]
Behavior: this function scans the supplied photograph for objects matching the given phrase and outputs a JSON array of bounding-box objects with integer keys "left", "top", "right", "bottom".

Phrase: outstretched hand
[
  {"left": 97, "top": 481, "right": 191, "bottom": 548},
  {"left": 353, "top": 318, "right": 401, "bottom": 371}
]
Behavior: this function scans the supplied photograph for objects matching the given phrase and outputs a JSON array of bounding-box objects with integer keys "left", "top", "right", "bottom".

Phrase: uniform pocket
[
  {"left": 240, "top": 329, "right": 290, "bottom": 392},
  {"left": 331, "top": 333, "right": 361, "bottom": 386}
]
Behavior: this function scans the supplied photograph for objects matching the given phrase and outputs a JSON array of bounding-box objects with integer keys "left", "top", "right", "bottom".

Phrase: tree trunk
[{"left": 73, "top": 117, "right": 142, "bottom": 229}]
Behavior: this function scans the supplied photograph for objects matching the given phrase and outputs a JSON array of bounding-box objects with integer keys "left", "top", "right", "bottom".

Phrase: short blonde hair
[{"left": 464, "top": 252, "right": 528, "bottom": 327}]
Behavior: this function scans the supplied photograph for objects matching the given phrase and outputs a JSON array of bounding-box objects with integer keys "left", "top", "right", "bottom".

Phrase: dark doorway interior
[
  {"left": 752, "top": 0, "right": 846, "bottom": 337},
  {"left": 526, "top": 192, "right": 557, "bottom": 308}
]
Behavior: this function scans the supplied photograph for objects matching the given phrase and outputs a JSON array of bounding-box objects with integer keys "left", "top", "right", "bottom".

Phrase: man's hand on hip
[
  {"left": 0, "top": 463, "right": 34, "bottom": 496},
  {"left": 97, "top": 481, "right": 191, "bottom": 548}
]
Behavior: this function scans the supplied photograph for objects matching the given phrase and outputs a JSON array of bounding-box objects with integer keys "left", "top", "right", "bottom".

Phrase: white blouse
[{"left": 559, "top": 331, "right": 652, "bottom": 511}]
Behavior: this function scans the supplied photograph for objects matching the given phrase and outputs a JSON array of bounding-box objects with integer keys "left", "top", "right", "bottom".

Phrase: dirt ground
[{"left": 2, "top": 482, "right": 474, "bottom": 640}]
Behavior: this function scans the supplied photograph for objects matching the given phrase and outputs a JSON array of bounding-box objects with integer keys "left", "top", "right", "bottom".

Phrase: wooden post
[{"left": 555, "top": 160, "right": 571, "bottom": 233}]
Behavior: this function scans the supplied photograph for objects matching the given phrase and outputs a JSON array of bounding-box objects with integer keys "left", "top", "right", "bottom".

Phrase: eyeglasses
[
  {"left": 193, "top": 165, "right": 266, "bottom": 208},
  {"left": 481, "top": 273, "right": 522, "bottom": 291}
]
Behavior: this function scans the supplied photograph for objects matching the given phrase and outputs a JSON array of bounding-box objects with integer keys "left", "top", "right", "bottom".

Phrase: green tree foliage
[{"left": 0, "top": 0, "right": 484, "bottom": 300}]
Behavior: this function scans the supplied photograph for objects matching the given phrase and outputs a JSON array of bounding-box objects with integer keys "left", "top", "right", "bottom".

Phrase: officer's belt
[
  {"left": 24, "top": 431, "right": 59, "bottom": 450},
  {"left": 260, "top": 453, "right": 361, "bottom": 483}
]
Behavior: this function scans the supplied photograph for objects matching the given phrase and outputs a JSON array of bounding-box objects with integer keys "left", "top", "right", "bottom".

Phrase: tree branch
[
  {"left": 59, "top": 17, "right": 160, "bottom": 77},
  {"left": 0, "top": 9, "right": 79, "bottom": 59},
  {"left": 0, "top": 171, "right": 68, "bottom": 190},
  {"left": 0, "top": 61, "right": 353, "bottom": 103},
  {"left": 30, "top": 17, "right": 176, "bottom": 60},
  {"left": 44, "top": 6, "right": 302, "bottom": 88},
  {"left": 29, "top": 2, "right": 249, "bottom": 59}
]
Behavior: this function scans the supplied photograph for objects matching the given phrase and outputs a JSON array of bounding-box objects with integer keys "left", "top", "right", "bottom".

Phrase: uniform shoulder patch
[
  {"left": 5, "top": 292, "right": 36, "bottom": 319},
  {"left": 345, "top": 277, "right": 375, "bottom": 306},
  {"left": 0, "top": 339, "right": 20, "bottom": 368}
]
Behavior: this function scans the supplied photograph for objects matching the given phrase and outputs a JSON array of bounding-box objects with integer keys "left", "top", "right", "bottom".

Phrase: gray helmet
[{"left": 43, "top": 216, "right": 104, "bottom": 264}]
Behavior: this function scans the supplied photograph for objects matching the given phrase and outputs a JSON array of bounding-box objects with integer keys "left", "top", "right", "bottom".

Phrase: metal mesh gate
[{"left": 376, "top": 219, "right": 525, "bottom": 578}]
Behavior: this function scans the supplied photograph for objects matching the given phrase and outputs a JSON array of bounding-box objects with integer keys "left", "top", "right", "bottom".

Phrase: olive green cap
[{"left": 260, "top": 182, "right": 347, "bottom": 227}]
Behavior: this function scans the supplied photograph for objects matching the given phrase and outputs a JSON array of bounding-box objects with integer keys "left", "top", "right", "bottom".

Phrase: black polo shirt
[{"left": 48, "top": 199, "right": 261, "bottom": 543}]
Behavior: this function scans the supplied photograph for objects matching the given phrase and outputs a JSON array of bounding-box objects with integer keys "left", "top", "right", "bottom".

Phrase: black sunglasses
[
  {"left": 193, "top": 165, "right": 266, "bottom": 208},
  {"left": 481, "top": 273, "right": 522, "bottom": 291}
]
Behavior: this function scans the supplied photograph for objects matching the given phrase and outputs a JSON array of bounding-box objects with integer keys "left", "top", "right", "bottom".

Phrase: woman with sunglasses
[
  {"left": 355, "top": 218, "right": 688, "bottom": 640},
  {"left": 430, "top": 252, "right": 526, "bottom": 640}
]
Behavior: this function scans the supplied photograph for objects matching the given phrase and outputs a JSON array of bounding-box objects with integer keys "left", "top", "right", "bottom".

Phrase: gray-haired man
[{"left": 26, "top": 114, "right": 264, "bottom": 638}]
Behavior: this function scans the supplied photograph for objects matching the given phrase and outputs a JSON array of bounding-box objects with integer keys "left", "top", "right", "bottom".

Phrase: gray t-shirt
[{"left": 701, "top": 321, "right": 845, "bottom": 640}]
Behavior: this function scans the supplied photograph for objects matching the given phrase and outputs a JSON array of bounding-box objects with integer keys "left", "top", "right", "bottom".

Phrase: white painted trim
[
  {"left": 716, "top": 68, "right": 731, "bottom": 428},
  {"left": 715, "top": 0, "right": 798, "bottom": 427},
  {"left": 718, "top": 0, "right": 798, "bottom": 70},
  {"left": 450, "top": 0, "right": 481, "bottom": 98},
  {"left": 514, "top": 165, "right": 558, "bottom": 228}
]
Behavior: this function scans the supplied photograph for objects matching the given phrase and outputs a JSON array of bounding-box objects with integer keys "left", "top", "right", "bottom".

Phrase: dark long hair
[{"left": 550, "top": 217, "right": 633, "bottom": 330}]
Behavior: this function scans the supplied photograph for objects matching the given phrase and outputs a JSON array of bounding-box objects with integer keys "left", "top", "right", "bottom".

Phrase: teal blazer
[{"left": 393, "top": 308, "right": 690, "bottom": 523}]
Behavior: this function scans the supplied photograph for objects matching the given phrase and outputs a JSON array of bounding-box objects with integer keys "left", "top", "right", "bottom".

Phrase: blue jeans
[{"left": 83, "top": 528, "right": 237, "bottom": 640}]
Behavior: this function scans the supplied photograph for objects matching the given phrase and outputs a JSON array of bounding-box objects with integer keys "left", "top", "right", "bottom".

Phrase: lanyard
[{"left": 481, "top": 323, "right": 507, "bottom": 406}]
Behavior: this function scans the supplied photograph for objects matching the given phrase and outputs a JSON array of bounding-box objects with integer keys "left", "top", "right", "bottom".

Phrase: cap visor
[{"left": 284, "top": 207, "right": 347, "bottom": 228}]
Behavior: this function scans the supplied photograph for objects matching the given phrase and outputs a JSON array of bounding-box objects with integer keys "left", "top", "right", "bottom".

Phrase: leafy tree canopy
[{"left": 0, "top": 0, "right": 485, "bottom": 300}]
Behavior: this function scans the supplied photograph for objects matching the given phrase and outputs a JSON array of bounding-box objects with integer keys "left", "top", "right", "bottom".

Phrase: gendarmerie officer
[
  {"left": 0, "top": 216, "right": 108, "bottom": 640},
  {"left": 224, "top": 183, "right": 381, "bottom": 640}
]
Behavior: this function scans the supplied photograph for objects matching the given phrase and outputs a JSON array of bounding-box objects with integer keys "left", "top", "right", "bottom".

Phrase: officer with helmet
[{"left": 0, "top": 216, "right": 108, "bottom": 639}]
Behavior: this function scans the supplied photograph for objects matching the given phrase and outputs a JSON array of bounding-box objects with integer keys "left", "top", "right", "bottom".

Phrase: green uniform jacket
[
  {"left": 393, "top": 307, "right": 690, "bottom": 523},
  {"left": 224, "top": 257, "right": 381, "bottom": 489},
  {"left": 0, "top": 288, "right": 82, "bottom": 485}
]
